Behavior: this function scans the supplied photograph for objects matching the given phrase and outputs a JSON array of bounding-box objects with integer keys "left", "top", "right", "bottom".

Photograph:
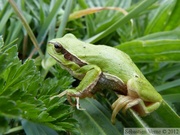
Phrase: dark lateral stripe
[{"left": 56, "top": 42, "right": 87, "bottom": 67}]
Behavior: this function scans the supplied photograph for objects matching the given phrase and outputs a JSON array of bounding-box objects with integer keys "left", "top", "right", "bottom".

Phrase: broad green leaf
[
  {"left": 73, "top": 98, "right": 180, "bottom": 135},
  {"left": 143, "top": 101, "right": 180, "bottom": 127},
  {"left": 138, "top": 28, "right": 180, "bottom": 40},
  {"left": 116, "top": 40, "right": 180, "bottom": 62},
  {"left": 73, "top": 98, "right": 176, "bottom": 135},
  {"left": 21, "top": 119, "right": 58, "bottom": 135},
  {"left": 73, "top": 98, "right": 123, "bottom": 135}
]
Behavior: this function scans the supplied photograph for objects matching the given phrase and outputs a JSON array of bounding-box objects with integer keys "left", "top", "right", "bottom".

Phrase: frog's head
[
  {"left": 48, "top": 34, "right": 77, "bottom": 54},
  {"left": 47, "top": 34, "right": 87, "bottom": 68}
]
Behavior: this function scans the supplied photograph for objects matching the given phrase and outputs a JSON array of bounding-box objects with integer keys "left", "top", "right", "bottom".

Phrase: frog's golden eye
[{"left": 53, "top": 42, "right": 62, "bottom": 53}]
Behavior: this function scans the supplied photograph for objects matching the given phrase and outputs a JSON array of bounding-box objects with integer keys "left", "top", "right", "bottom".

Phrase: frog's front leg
[{"left": 51, "top": 65, "right": 102, "bottom": 108}]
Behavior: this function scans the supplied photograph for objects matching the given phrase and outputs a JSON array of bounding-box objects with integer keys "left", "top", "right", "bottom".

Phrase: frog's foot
[
  {"left": 50, "top": 90, "right": 85, "bottom": 110},
  {"left": 111, "top": 95, "right": 142, "bottom": 124}
]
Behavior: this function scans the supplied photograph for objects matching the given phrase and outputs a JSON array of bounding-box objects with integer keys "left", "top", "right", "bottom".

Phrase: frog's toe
[
  {"left": 75, "top": 97, "right": 86, "bottom": 110},
  {"left": 122, "top": 98, "right": 141, "bottom": 114},
  {"left": 111, "top": 95, "right": 152, "bottom": 124},
  {"left": 111, "top": 95, "right": 133, "bottom": 124},
  {"left": 50, "top": 89, "right": 78, "bottom": 106}
]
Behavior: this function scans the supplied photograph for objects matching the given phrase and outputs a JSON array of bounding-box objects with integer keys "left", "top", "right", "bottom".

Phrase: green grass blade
[
  {"left": 0, "top": 6, "right": 13, "bottom": 33},
  {"left": 56, "top": 0, "right": 73, "bottom": 38},
  {"left": 163, "top": 94, "right": 180, "bottom": 103},
  {"left": 8, "top": 0, "right": 44, "bottom": 58},
  {"left": 145, "top": 0, "right": 176, "bottom": 34},
  {"left": 37, "top": 0, "right": 64, "bottom": 43},
  {"left": 85, "top": 0, "right": 157, "bottom": 43},
  {"left": 156, "top": 79, "right": 180, "bottom": 92},
  {"left": 5, "top": 20, "right": 23, "bottom": 45},
  {"left": 164, "top": 0, "right": 180, "bottom": 31}
]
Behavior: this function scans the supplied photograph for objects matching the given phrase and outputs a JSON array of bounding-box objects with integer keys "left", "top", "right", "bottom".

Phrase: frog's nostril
[{"left": 134, "top": 73, "right": 139, "bottom": 78}]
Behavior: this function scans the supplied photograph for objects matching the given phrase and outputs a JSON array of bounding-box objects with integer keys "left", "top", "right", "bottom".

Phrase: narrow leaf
[{"left": 86, "top": 0, "right": 157, "bottom": 43}]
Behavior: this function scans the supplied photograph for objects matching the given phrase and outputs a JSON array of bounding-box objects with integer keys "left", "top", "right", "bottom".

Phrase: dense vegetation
[{"left": 0, "top": 0, "right": 180, "bottom": 134}]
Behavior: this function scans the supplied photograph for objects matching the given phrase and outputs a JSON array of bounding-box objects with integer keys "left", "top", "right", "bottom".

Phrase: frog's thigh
[{"left": 126, "top": 85, "right": 161, "bottom": 115}]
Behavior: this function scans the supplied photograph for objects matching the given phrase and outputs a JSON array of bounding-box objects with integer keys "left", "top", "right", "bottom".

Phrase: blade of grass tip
[
  {"left": 37, "top": 0, "right": 64, "bottom": 44},
  {"left": 56, "top": 0, "right": 73, "bottom": 38},
  {"left": 156, "top": 79, "right": 180, "bottom": 92},
  {"left": 4, "top": 126, "right": 23, "bottom": 135},
  {"left": 8, "top": 0, "right": 44, "bottom": 59},
  {"left": 0, "top": 8, "right": 13, "bottom": 33},
  {"left": 85, "top": 0, "right": 157, "bottom": 43}
]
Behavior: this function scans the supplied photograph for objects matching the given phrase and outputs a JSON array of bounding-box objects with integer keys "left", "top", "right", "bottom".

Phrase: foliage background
[{"left": 0, "top": 0, "right": 180, "bottom": 134}]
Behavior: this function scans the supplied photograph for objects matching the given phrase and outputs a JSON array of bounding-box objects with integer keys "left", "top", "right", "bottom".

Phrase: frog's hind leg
[{"left": 111, "top": 95, "right": 140, "bottom": 124}]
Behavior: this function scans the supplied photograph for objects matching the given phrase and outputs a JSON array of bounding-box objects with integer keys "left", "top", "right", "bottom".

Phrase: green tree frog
[{"left": 47, "top": 34, "right": 162, "bottom": 124}]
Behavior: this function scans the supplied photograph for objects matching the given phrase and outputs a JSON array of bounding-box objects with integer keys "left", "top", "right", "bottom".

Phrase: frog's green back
[
  {"left": 83, "top": 45, "right": 145, "bottom": 82},
  {"left": 57, "top": 34, "right": 145, "bottom": 83}
]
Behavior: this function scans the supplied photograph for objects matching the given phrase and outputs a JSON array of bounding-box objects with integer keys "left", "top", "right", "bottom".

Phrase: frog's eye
[{"left": 54, "top": 42, "right": 62, "bottom": 53}]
